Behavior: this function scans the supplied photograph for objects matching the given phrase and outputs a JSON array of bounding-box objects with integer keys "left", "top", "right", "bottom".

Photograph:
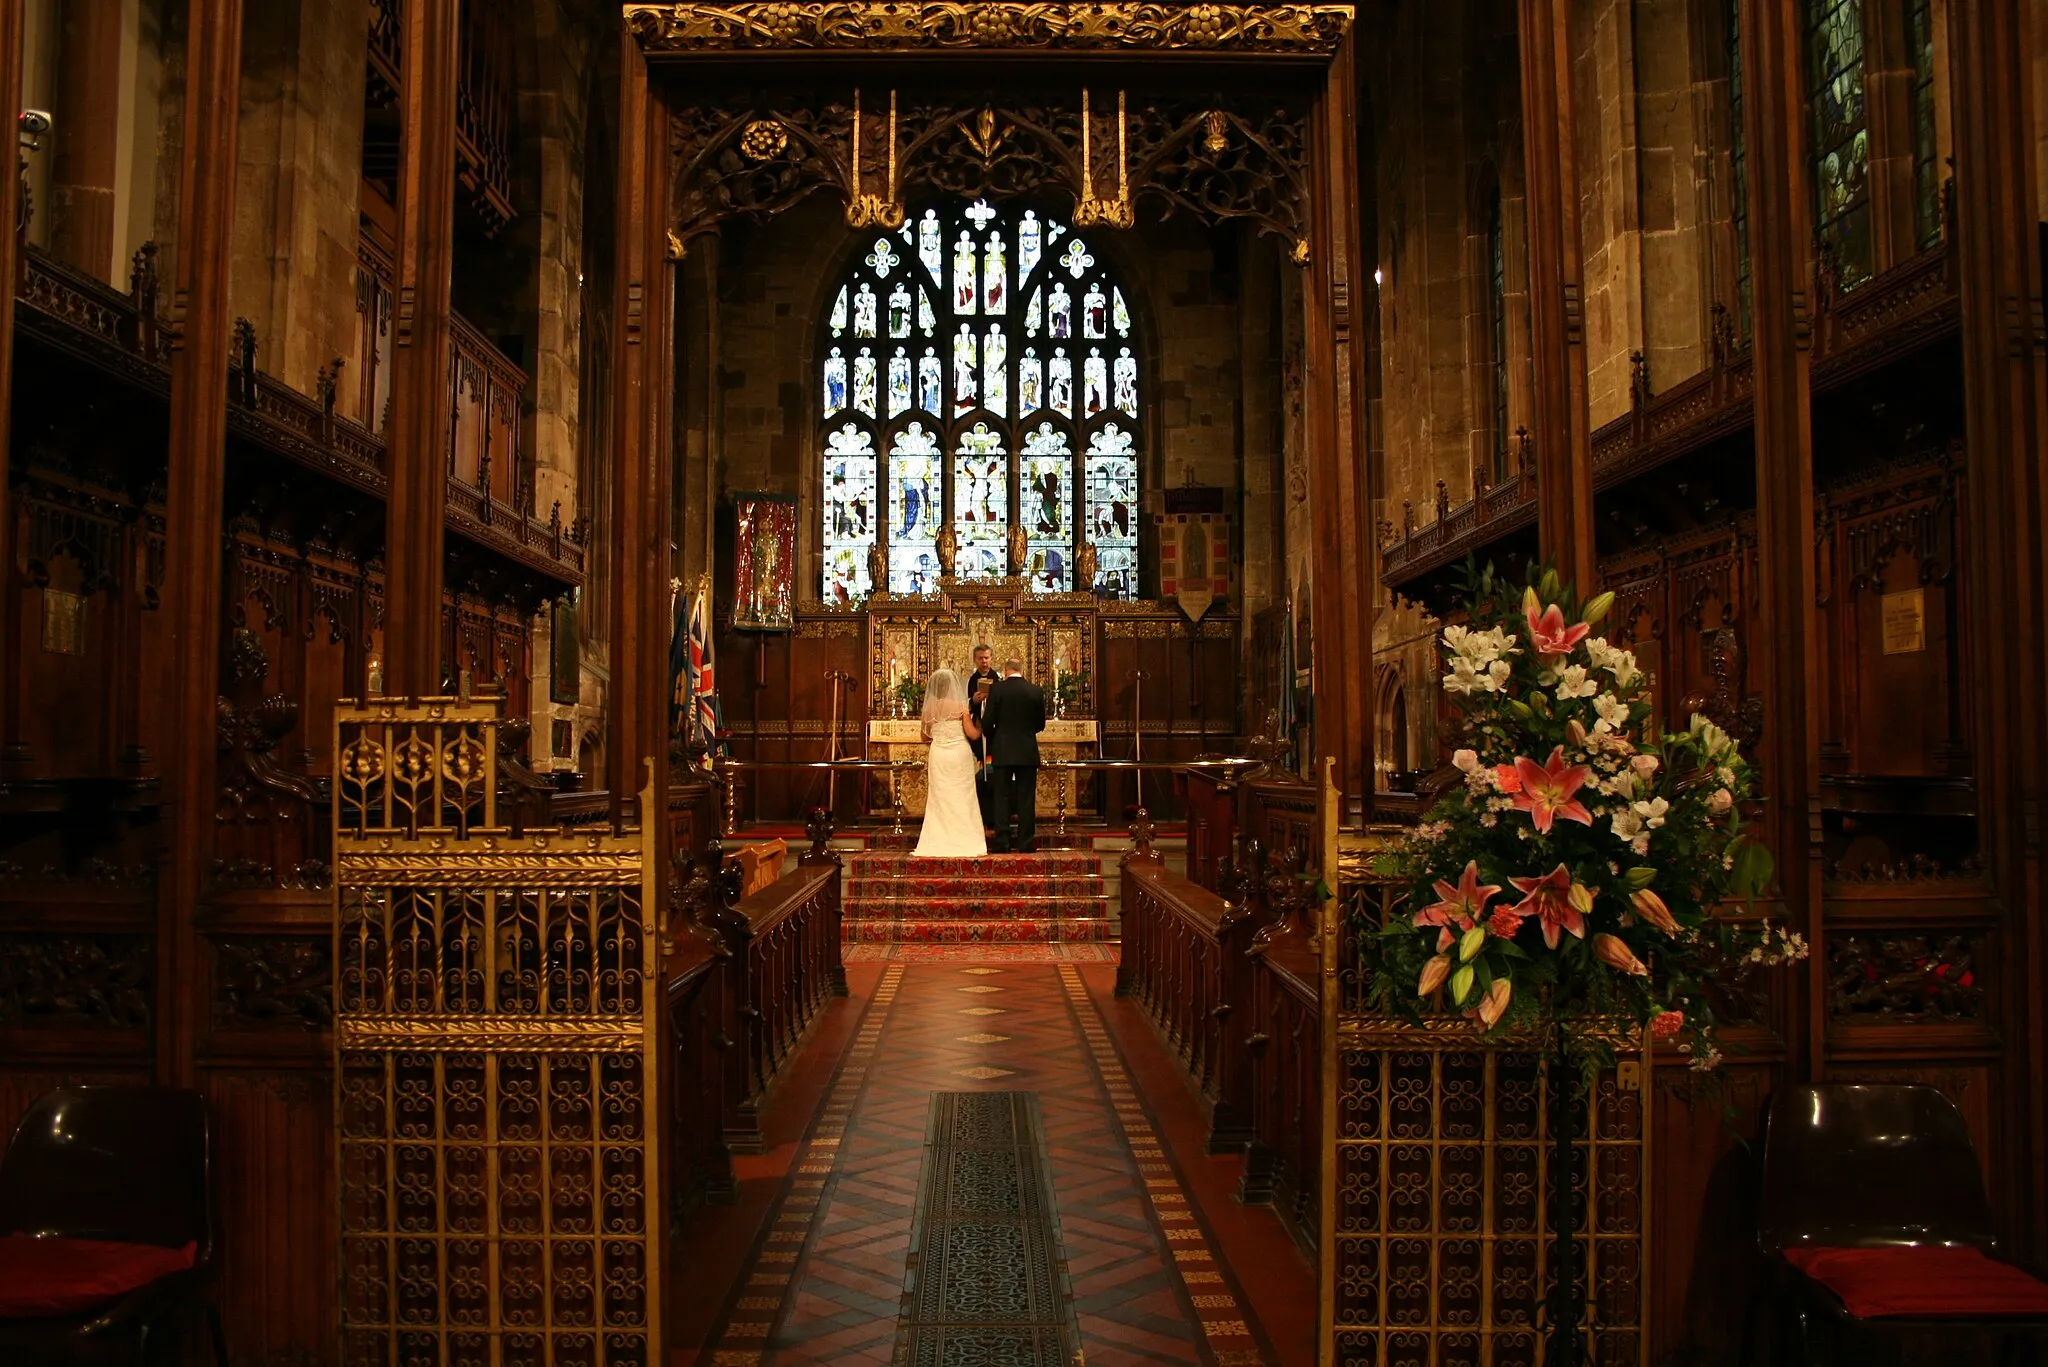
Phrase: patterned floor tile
[{"left": 685, "top": 965, "right": 1306, "bottom": 1367}]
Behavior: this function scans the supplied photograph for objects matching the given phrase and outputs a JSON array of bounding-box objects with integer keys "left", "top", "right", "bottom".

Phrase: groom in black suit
[{"left": 981, "top": 657, "right": 1046, "bottom": 853}]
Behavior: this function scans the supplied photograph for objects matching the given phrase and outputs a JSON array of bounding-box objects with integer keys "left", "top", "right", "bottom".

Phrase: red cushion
[
  {"left": 0, "top": 1235, "right": 197, "bottom": 1318},
  {"left": 1787, "top": 1245, "right": 2048, "bottom": 1319}
]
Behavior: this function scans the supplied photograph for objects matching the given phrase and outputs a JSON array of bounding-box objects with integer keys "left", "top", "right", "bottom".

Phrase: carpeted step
[
  {"left": 843, "top": 917, "right": 1115, "bottom": 944},
  {"left": 845, "top": 873, "right": 1106, "bottom": 900},
  {"left": 860, "top": 832, "right": 1100, "bottom": 851},
  {"left": 847, "top": 852, "right": 1101, "bottom": 878},
  {"left": 845, "top": 894, "right": 1112, "bottom": 921}
]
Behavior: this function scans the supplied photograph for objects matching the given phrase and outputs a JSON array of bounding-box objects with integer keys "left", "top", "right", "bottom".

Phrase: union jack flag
[{"left": 670, "top": 579, "right": 726, "bottom": 753}]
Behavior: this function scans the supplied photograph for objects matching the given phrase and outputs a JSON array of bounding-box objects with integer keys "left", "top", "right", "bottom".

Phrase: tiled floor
[{"left": 675, "top": 961, "right": 1316, "bottom": 1367}]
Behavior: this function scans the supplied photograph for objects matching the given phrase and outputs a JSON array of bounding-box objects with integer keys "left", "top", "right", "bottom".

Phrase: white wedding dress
[{"left": 914, "top": 714, "right": 987, "bottom": 857}]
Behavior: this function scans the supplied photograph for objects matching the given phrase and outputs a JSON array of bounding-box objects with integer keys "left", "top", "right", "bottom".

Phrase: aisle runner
[
  {"left": 893, "top": 1093, "right": 1084, "bottom": 1366},
  {"left": 708, "top": 964, "right": 905, "bottom": 1365}
]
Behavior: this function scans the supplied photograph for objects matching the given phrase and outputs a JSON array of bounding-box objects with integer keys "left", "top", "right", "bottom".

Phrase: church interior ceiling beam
[{"left": 624, "top": 3, "right": 1353, "bottom": 58}]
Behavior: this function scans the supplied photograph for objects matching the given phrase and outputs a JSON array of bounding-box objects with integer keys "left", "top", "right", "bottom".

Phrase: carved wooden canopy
[
  {"left": 632, "top": 4, "right": 1347, "bottom": 255},
  {"left": 624, "top": 3, "right": 1354, "bottom": 58}
]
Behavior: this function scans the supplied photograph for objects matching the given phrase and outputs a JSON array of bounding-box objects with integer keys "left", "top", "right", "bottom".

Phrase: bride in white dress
[{"left": 913, "top": 668, "right": 987, "bottom": 857}]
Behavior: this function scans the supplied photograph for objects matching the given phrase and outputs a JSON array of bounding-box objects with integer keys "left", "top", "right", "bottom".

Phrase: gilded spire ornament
[
  {"left": 845, "top": 88, "right": 906, "bottom": 230},
  {"left": 1073, "top": 88, "right": 1135, "bottom": 230}
]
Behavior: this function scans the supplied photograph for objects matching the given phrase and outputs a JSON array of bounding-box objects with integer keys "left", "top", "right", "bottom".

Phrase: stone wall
[{"left": 231, "top": 0, "right": 367, "bottom": 395}]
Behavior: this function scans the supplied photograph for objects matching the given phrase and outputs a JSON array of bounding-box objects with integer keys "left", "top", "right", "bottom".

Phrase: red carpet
[{"left": 843, "top": 849, "right": 1115, "bottom": 948}]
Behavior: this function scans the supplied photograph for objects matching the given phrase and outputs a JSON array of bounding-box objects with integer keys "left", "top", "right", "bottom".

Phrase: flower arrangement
[
  {"left": 892, "top": 676, "right": 925, "bottom": 714},
  {"left": 1366, "top": 564, "right": 1808, "bottom": 1067}
]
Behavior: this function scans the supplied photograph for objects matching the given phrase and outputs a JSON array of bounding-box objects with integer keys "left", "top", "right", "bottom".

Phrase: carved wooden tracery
[
  {"left": 667, "top": 97, "right": 1315, "bottom": 260},
  {"left": 626, "top": 3, "right": 1352, "bottom": 55}
]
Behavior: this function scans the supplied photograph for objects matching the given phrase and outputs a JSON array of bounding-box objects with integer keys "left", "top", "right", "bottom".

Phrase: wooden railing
[
  {"left": 1239, "top": 926, "right": 1319, "bottom": 1252},
  {"left": 698, "top": 837, "right": 846, "bottom": 1154},
  {"left": 1117, "top": 849, "right": 1258, "bottom": 1152},
  {"left": 1115, "top": 787, "right": 1335, "bottom": 1251}
]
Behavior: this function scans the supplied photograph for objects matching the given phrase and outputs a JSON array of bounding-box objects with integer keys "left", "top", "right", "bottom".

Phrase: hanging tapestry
[
  {"left": 1157, "top": 512, "right": 1230, "bottom": 622},
  {"left": 734, "top": 493, "right": 797, "bottom": 630}
]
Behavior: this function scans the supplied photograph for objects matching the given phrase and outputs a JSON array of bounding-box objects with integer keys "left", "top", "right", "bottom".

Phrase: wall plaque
[{"left": 1881, "top": 588, "right": 1926, "bottom": 655}]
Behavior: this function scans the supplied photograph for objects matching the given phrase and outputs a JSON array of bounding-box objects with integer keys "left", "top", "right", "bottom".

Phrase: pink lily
[
  {"left": 1414, "top": 861, "right": 1502, "bottom": 951},
  {"left": 1418, "top": 954, "right": 1452, "bottom": 997},
  {"left": 1476, "top": 977, "right": 1513, "bottom": 1028},
  {"left": 1509, "top": 747, "right": 1595, "bottom": 834},
  {"left": 1630, "top": 888, "right": 1679, "bottom": 936},
  {"left": 1508, "top": 864, "right": 1587, "bottom": 949},
  {"left": 1525, "top": 588, "right": 1592, "bottom": 658},
  {"left": 1594, "top": 933, "right": 1650, "bottom": 977}
]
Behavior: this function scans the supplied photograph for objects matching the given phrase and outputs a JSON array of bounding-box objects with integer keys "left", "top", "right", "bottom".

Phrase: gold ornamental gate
[
  {"left": 333, "top": 698, "right": 664, "bottom": 1367},
  {"left": 1317, "top": 763, "right": 1651, "bottom": 1367}
]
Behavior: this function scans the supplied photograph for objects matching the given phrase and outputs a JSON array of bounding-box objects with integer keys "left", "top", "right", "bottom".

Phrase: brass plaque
[
  {"left": 1881, "top": 588, "right": 1926, "bottom": 654},
  {"left": 40, "top": 588, "right": 84, "bottom": 655}
]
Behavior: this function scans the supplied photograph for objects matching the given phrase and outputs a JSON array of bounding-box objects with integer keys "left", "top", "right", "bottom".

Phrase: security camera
[{"left": 17, "top": 110, "right": 51, "bottom": 150}]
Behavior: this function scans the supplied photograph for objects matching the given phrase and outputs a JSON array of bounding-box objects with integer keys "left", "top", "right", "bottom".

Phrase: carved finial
[
  {"left": 1434, "top": 479, "right": 1449, "bottom": 522},
  {"left": 1629, "top": 350, "right": 1651, "bottom": 409},
  {"left": 1130, "top": 807, "right": 1155, "bottom": 856},
  {"left": 805, "top": 806, "right": 834, "bottom": 859}
]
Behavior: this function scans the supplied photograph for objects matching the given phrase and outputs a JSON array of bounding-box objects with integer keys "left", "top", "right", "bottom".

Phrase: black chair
[
  {"left": 0, "top": 1086, "right": 227, "bottom": 1367},
  {"left": 1754, "top": 1083, "right": 2048, "bottom": 1365}
]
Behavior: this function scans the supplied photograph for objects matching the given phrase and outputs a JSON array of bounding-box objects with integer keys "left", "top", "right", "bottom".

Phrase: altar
[
  {"left": 867, "top": 718, "right": 1098, "bottom": 819},
  {"left": 858, "top": 577, "right": 1106, "bottom": 820}
]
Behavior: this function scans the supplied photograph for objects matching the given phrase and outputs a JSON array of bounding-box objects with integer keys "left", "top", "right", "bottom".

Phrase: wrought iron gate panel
[
  {"left": 1317, "top": 762, "right": 1649, "bottom": 1367},
  {"left": 335, "top": 699, "right": 663, "bottom": 1367}
]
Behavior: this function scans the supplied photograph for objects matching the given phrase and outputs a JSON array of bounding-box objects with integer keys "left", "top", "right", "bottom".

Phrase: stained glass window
[
  {"left": 1805, "top": 0, "right": 1871, "bottom": 289},
  {"left": 1084, "top": 425, "right": 1139, "bottom": 601},
  {"left": 1905, "top": 0, "right": 1940, "bottom": 250},
  {"left": 1022, "top": 423, "right": 1074, "bottom": 592},
  {"left": 818, "top": 199, "right": 1144, "bottom": 600},
  {"left": 821, "top": 423, "right": 876, "bottom": 604},
  {"left": 888, "top": 424, "right": 942, "bottom": 596}
]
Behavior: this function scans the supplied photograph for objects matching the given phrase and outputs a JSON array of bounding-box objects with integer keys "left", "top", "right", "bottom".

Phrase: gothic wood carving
[
  {"left": 627, "top": 3, "right": 1352, "bottom": 56},
  {"left": 667, "top": 98, "right": 1312, "bottom": 258}
]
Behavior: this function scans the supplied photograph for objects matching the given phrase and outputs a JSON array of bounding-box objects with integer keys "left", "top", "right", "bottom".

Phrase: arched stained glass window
[{"left": 819, "top": 199, "right": 1142, "bottom": 600}]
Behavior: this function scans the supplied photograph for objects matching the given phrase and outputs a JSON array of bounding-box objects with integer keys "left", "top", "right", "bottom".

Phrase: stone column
[
  {"left": 382, "top": 0, "right": 460, "bottom": 695},
  {"left": 606, "top": 32, "right": 675, "bottom": 842},
  {"left": 1516, "top": 0, "right": 1597, "bottom": 585},
  {"left": 1304, "top": 31, "right": 1373, "bottom": 808},
  {"left": 1737, "top": 0, "right": 1823, "bottom": 1075},
  {"left": 48, "top": 0, "right": 121, "bottom": 279},
  {"left": 1947, "top": 0, "right": 2048, "bottom": 1257},
  {"left": 156, "top": 0, "right": 243, "bottom": 1086}
]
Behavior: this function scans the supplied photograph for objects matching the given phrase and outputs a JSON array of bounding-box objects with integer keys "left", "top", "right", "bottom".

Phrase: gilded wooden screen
[
  {"left": 333, "top": 698, "right": 663, "bottom": 1367},
  {"left": 1318, "top": 764, "right": 1651, "bottom": 1367}
]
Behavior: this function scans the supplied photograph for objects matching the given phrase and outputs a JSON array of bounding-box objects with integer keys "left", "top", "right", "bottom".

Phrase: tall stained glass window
[
  {"left": 1805, "top": 0, "right": 1871, "bottom": 288},
  {"left": 818, "top": 200, "right": 1143, "bottom": 599},
  {"left": 821, "top": 422, "right": 876, "bottom": 603},
  {"left": 1905, "top": 0, "right": 1940, "bottom": 250}
]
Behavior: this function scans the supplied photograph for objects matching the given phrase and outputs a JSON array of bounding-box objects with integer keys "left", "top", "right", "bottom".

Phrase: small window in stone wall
[{"left": 819, "top": 199, "right": 1143, "bottom": 601}]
